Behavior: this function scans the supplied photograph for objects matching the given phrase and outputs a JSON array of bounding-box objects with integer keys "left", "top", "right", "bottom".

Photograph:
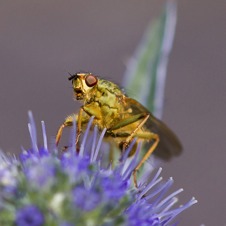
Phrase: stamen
[
  {"left": 79, "top": 116, "right": 94, "bottom": 157},
  {"left": 41, "top": 121, "right": 48, "bottom": 151},
  {"left": 91, "top": 126, "right": 98, "bottom": 161},
  {"left": 28, "top": 111, "right": 38, "bottom": 153},
  {"left": 92, "top": 128, "right": 107, "bottom": 162}
]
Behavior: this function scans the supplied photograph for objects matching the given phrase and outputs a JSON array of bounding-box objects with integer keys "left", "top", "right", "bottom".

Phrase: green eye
[{"left": 85, "top": 74, "right": 98, "bottom": 87}]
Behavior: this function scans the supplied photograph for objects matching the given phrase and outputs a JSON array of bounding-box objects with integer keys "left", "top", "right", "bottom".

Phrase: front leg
[
  {"left": 56, "top": 114, "right": 76, "bottom": 146},
  {"left": 76, "top": 108, "right": 85, "bottom": 150},
  {"left": 56, "top": 103, "right": 100, "bottom": 147}
]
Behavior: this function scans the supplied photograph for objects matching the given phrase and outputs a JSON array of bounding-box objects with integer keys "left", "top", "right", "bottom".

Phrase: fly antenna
[{"left": 68, "top": 72, "right": 78, "bottom": 81}]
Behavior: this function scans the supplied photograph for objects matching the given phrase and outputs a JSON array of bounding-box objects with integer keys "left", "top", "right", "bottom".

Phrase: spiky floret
[{"left": 0, "top": 112, "right": 197, "bottom": 226}]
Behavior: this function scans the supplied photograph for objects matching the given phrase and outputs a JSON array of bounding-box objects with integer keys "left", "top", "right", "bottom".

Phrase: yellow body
[{"left": 56, "top": 73, "right": 182, "bottom": 186}]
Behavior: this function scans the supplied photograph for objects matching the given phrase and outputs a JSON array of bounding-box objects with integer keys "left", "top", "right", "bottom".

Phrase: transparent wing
[{"left": 125, "top": 97, "right": 182, "bottom": 160}]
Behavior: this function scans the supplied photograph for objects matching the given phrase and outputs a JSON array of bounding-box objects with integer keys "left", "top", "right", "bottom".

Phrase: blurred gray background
[{"left": 0, "top": 0, "right": 225, "bottom": 225}]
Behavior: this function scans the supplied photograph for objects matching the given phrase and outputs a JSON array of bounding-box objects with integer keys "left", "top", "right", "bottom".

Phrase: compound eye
[{"left": 85, "top": 74, "right": 98, "bottom": 87}]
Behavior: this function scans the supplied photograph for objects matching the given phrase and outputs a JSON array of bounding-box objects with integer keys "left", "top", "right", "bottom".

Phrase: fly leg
[
  {"left": 56, "top": 114, "right": 75, "bottom": 146},
  {"left": 116, "top": 114, "right": 159, "bottom": 188},
  {"left": 56, "top": 108, "right": 90, "bottom": 150},
  {"left": 110, "top": 113, "right": 150, "bottom": 152},
  {"left": 121, "top": 114, "right": 150, "bottom": 151},
  {"left": 110, "top": 113, "right": 160, "bottom": 188},
  {"left": 132, "top": 133, "right": 159, "bottom": 188},
  {"left": 76, "top": 108, "right": 84, "bottom": 151}
]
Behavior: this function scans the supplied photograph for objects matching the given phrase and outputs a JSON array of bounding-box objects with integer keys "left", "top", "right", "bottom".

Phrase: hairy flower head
[{"left": 0, "top": 112, "right": 197, "bottom": 225}]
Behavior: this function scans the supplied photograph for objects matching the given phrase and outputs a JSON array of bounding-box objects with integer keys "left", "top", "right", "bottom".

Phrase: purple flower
[
  {"left": 23, "top": 158, "right": 56, "bottom": 188},
  {"left": 101, "top": 171, "right": 129, "bottom": 200},
  {"left": 0, "top": 152, "right": 19, "bottom": 195},
  {"left": 61, "top": 152, "right": 92, "bottom": 182},
  {"left": 20, "top": 147, "right": 49, "bottom": 164},
  {"left": 72, "top": 186, "right": 101, "bottom": 211},
  {"left": 0, "top": 113, "right": 197, "bottom": 225},
  {"left": 16, "top": 205, "right": 44, "bottom": 226},
  {"left": 126, "top": 202, "right": 160, "bottom": 226}
]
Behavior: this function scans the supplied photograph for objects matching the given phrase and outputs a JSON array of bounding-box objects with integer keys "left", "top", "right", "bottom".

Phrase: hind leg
[{"left": 132, "top": 133, "right": 159, "bottom": 187}]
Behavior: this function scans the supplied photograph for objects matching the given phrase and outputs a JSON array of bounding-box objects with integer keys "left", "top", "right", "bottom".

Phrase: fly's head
[{"left": 68, "top": 72, "right": 98, "bottom": 102}]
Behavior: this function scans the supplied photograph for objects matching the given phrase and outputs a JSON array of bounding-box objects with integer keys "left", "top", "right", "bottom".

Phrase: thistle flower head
[
  {"left": 0, "top": 112, "right": 197, "bottom": 225},
  {"left": 16, "top": 205, "right": 44, "bottom": 226}
]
